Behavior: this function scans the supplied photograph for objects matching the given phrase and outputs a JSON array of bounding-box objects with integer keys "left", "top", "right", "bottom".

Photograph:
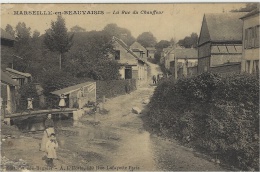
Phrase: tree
[
  {"left": 103, "top": 23, "right": 135, "bottom": 46},
  {"left": 44, "top": 16, "right": 74, "bottom": 70},
  {"left": 136, "top": 32, "right": 157, "bottom": 48},
  {"left": 63, "top": 30, "right": 121, "bottom": 80},
  {"left": 178, "top": 32, "right": 198, "bottom": 48},
  {"left": 32, "top": 30, "right": 40, "bottom": 39},
  {"left": 155, "top": 40, "right": 171, "bottom": 50},
  {"left": 5, "top": 24, "right": 15, "bottom": 37},
  {"left": 70, "top": 25, "right": 86, "bottom": 32},
  {"left": 13, "top": 22, "right": 32, "bottom": 71},
  {"left": 231, "top": 3, "right": 258, "bottom": 12}
]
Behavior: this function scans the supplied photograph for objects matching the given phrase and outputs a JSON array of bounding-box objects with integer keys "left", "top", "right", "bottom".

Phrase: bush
[
  {"left": 146, "top": 72, "right": 259, "bottom": 170},
  {"left": 96, "top": 79, "right": 136, "bottom": 101}
]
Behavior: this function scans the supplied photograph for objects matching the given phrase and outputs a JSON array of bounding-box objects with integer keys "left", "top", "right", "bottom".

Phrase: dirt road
[{"left": 2, "top": 83, "right": 224, "bottom": 171}]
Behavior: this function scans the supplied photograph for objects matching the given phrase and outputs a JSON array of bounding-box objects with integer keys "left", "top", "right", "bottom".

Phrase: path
[{"left": 2, "top": 81, "right": 224, "bottom": 171}]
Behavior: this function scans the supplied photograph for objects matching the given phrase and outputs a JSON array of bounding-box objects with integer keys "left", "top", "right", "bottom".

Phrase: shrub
[
  {"left": 146, "top": 72, "right": 259, "bottom": 170},
  {"left": 96, "top": 79, "right": 136, "bottom": 101}
]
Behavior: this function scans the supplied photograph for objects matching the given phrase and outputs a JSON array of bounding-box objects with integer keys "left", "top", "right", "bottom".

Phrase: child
[{"left": 45, "top": 133, "right": 58, "bottom": 168}]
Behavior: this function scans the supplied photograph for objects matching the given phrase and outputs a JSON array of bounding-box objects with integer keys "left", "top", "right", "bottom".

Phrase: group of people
[
  {"left": 40, "top": 114, "right": 58, "bottom": 168},
  {"left": 152, "top": 73, "right": 167, "bottom": 84}
]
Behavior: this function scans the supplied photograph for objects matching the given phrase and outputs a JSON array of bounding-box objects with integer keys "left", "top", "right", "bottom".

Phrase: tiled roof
[
  {"left": 205, "top": 13, "right": 247, "bottom": 42},
  {"left": 51, "top": 82, "right": 95, "bottom": 96},
  {"left": 1, "top": 70, "right": 18, "bottom": 86},
  {"left": 1, "top": 28, "right": 15, "bottom": 41},
  {"left": 175, "top": 48, "right": 198, "bottom": 59}
]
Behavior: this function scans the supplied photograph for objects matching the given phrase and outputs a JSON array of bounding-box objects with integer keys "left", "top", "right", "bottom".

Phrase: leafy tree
[
  {"left": 44, "top": 15, "right": 74, "bottom": 70},
  {"left": 178, "top": 32, "right": 198, "bottom": 48},
  {"left": 231, "top": 3, "right": 258, "bottom": 12},
  {"left": 64, "top": 30, "right": 121, "bottom": 80},
  {"left": 155, "top": 40, "right": 171, "bottom": 50},
  {"left": 136, "top": 32, "right": 157, "bottom": 48},
  {"left": 70, "top": 25, "right": 86, "bottom": 32},
  {"left": 32, "top": 30, "right": 40, "bottom": 39},
  {"left": 12, "top": 22, "right": 32, "bottom": 71},
  {"left": 103, "top": 23, "right": 135, "bottom": 46},
  {"left": 5, "top": 24, "right": 15, "bottom": 37}
]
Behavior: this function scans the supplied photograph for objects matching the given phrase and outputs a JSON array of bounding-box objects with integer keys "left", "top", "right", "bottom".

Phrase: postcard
[{"left": 1, "top": 3, "right": 259, "bottom": 171}]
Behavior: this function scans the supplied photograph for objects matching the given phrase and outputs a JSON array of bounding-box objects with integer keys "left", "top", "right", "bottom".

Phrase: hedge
[
  {"left": 96, "top": 79, "right": 136, "bottom": 101},
  {"left": 146, "top": 72, "right": 259, "bottom": 170}
]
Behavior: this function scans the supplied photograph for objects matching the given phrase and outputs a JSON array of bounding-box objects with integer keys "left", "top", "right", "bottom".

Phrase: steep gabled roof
[
  {"left": 175, "top": 48, "right": 198, "bottom": 59},
  {"left": 1, "top": 28, "right": 15, "bottom": 41},
  {"left": 130, "top": 41, "right": 146, "bottom": 52},
  {"left": 1, "top": 70, "right": 19, "bottom": 86},
  {"left": 112, "top": 36, "right": 146, "bottom": 63},
  {"left": 199, "top": 13, "right": 246, "bottom": 45}
]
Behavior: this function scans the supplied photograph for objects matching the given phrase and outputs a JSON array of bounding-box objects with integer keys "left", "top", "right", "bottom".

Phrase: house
[
  {"left": 1, "top": 28, "right": 16, "bottom": 69},
  {"left": 197, "top": 13, "right": 247, "bottom": 74},
  {"left": 51, "top": 82, "right": 96, "bottom": 109},
  {"left": 161, "top": 46, "right": 174, "bottom": 64},
  {"left": 240, "top": 7, "right": 260, "bottom": 74},
  {"left": 4, "top": 68, "right": 32, "bottom": 86},
  {"left": 1, "top": 70, "right": 19, "bottom": 115},
  {"left": 146, "top": 47, "right": 156, "bottom": 59},
  {"left": 169, "top": 48, "right": 198, "bottom": 77},
  {"left": 164, "top": 48, "right": 175, "bottom": 70},
  {"left": 110, "top": 36, "right": 148, "bottom": 85},
  {"left": 130, "top": 41, "right": 147, "bottom": 62}
]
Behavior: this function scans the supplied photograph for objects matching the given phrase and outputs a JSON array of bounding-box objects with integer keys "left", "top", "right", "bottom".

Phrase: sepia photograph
[{"left": 0, "top": 2, "right": 259, "bottom": 171}]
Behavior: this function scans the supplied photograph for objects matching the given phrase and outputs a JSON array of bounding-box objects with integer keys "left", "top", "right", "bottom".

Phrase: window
[
  {"left": 245, "top": 25, "right": 259, "bottom": 49},
  {"left": 115, "top": 50, "right": 120, "bottom": 60}
]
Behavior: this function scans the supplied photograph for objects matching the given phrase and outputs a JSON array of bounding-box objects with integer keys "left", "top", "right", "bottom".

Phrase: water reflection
[{"left": 13, "top": 114, "right": 73, "bottom": 132}]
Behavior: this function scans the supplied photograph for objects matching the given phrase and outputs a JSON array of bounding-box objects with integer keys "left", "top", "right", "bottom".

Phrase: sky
[{"left": 1, "top": 3, "right": 247, "bottom": 41}]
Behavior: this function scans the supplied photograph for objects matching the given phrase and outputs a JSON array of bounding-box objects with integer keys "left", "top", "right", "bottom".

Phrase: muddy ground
[{"left": 1, "top": 83, "right": 225, "bottom": 171}]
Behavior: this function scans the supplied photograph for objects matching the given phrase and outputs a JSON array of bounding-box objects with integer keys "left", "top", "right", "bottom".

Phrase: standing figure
[
  {"left": 40, "top": 114, "right": 54, "bottom": 152},
  {"left": 152, "top": 75, "right": 157, "bottom": 84},
  {"left": 45, "top": 134, "right": 58, "bottom": 168},
  {"left": 27, "top": 98, "right": 34, "bottom": 110},
  {"left": 58, "top": 94, "right": 67, "bottom": 108},
  {"left": 77, "top": 87, "right": 84, "bottom": 109},
  {"left": 157, "top": 74, "right": 160, "bottom": 83}
]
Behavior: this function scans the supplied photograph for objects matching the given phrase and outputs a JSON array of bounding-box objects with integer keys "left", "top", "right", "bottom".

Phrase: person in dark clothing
[
  {"left": 152, "top": 75, "right": 157, "bottom": 84},
  {"left": 45, "top": 114, "right": 54, "bottom": 128}
]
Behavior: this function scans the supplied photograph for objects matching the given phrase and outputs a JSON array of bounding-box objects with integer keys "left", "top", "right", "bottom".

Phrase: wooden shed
[{"left": 51, "top": 82, "right": 96, "bottom": 109}]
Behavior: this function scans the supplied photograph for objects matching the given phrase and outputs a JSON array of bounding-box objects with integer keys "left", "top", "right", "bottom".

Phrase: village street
[{"left": 2, "top": 71, "right": 224, "bottom": 171}]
